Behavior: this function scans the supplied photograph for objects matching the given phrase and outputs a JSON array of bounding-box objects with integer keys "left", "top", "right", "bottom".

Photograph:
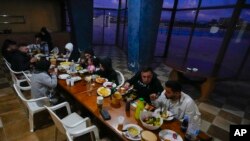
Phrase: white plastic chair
[
  {"left": 115, "top": 70, "right": 125, "bottom": 88},
  {"left": 4, "top": 59, "right": 31, "bottom": 90},
  {"left": 13, "top": 83, "right": 49, "bottom": 132},
  {"left": 44, "top": 102, "right": 100, "bottom": 141},
  {"left": 22, "top": 71, "right": 32, "bottom": 86}
]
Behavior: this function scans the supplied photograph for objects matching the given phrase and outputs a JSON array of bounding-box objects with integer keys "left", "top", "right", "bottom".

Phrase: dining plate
[
  {"left": 154, "top": 108, "right": 174, "bottom": 121},
  {"left": 71, "top": 76, "right": 81, "bottom": 82},
  {"left": 97, "top": 87, "right": 111, "bottom": 97},
  {"left": 122, "top": 124, "right": 142, "bottom": 141},
  {"left": 159, "top": 129, "right": 183, "bottom": 141},
  {"left": 58, "top": 74, "right": 70, "bottom": 79},
  {"left": 103, "top": 81, "right": 117, "bottom": 88},
  {"left": 95, "top": 77, "right": 108, "bottom": 84}
]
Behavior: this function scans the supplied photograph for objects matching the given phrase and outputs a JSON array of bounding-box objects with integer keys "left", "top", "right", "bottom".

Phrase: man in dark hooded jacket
[{"left": 124, "top": 67, "right": 163, "bottom": 103}]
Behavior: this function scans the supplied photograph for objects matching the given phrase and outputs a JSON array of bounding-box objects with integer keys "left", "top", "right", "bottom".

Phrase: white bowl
[
  {"left": 140, "top": 111, "right": 163, "bottom": 130},
  {"left": 103, "top": 81, "right": 117, "bottom": 88}
]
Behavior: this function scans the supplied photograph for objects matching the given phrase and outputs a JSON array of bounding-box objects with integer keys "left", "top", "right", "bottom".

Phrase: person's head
[
  {"left": 99, "top": 57, "right": 112, "bottom": 71},
  {"left": 1, "top": 39, "right": 17, "bottom": 54},
  {"left": 140, "top": 67, "right": 154, "bottom": 84},
  {"left": 65, "top": 42, "right": 73, "bottom": 53},
  {"left": 40, "top": 27, "right": 48, "bottom": 34},
  {"left": 35, "top": 59, "right": 51, "bottom": 72},
  {"left": 87, "top": 57, "right": 94, "bottom": 65},
  {"left": 83, "top": 48, "right": 94, "bottom": 59},
  {"left": 164, "top": 80, "right": 182, "bottom": 100},
  {"left": 17, "top": 43, "right": 29, "bottom": 53}
]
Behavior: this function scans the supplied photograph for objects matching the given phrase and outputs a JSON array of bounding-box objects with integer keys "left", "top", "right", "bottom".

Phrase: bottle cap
[{"left": 139, "top": 98, "right": 144, "bottom": 101}]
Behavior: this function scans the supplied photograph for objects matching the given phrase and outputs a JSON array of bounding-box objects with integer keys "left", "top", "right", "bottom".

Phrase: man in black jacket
[
  {"left": 124, "top": 67, "right": 163, "bottom": 103},
  {"left": 10, "top": 44, "right": 37, "bottom": 71}
]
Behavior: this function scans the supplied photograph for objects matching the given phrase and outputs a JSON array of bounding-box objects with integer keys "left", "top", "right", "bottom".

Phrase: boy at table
[
  {"left": 150, "top": 80, "right": 200, "bottom": 120},
  {"left": 123, "top": 67, "right": 163, "bottom": 104}
]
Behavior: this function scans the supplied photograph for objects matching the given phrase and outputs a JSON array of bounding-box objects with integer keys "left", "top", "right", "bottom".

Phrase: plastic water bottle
[
  {"left": 185, "top": 115, "right": 201, "bottom": 141},
  {"left": 135, "top": 98, "right": 145, "bottom": 120},
  {"left": 70, "top": 60, "right": 76, "bottom": 72},
  {"left": 44, "top": 43, "right": 49, "bottom": 56},
  {"left": 181, "top": 115, "right": 189, "bottom": 132}
]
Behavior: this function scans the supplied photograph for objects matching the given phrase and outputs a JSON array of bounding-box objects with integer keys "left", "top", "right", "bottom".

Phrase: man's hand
[
  {"left": 150, "top": 93, "right": 158, "bottom": 101},
  {"left": 30, "top": 57, "right": 37, "bottom": 63}
]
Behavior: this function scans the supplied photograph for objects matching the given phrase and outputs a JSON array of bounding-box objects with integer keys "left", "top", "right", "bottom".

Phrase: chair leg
[
  {"left": 55, "top": 127, "right": 58, "bottom": 141},
  {"left": 29, "top": 113, "right": 34, "bottom": 132},
  {"left": 92, "top": 126, "right": 100, "bottom": 141}
]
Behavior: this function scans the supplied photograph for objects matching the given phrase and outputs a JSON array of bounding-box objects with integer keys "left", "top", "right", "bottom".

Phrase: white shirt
[{"left": 151, "top": 90, "right": 200, "bottom": 120}]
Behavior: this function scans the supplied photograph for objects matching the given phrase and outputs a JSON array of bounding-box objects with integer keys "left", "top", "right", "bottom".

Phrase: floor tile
[
  {"left": 200, "top": 109, "right": 216, "bottom": 123},
  {"left": 241, "top": 118, "right": 250, "bottom": 124},
  {"left": 222, "top": 104, "right": 245, "bottom": 118},
  {"left": 200, "top": 119, "right": 211, "bottom": 133},
  {"left": 0, "top": 109, "right": 27, "bottom": 125},
  {"left": 0, "top": 128, "right": 7, "bottom": 141},
  {"left": 212, "top": 116, "right": 234, "bottom": 132},
  {"left": 218, "top": 110, "right": 242, "bottom": 124},
  {"left": 199, "top": 102, "right": 221, "bottom": 115},
  {"left": 207, "top": 125, "right": 229, "bottom": 141}
]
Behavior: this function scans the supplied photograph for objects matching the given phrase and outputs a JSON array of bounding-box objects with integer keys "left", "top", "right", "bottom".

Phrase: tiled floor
[{"left": 0, "top": 45, "right": 249, "bottom": 141}]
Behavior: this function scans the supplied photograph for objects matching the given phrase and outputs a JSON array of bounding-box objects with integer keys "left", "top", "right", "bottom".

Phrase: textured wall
[{"left": 0, "top": 0, "right": 62, "bottom": 32}]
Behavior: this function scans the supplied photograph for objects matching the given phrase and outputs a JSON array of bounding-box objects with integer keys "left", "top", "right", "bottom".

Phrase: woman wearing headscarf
[
  {"left": 95, "top": 57, "right": 118, "bottom": 85},
  {"left": 31, "top": 59, "right": 57, "bottom": 106},
  {"left": 64, "top": 42, "right": 80, "bottom": 62}
]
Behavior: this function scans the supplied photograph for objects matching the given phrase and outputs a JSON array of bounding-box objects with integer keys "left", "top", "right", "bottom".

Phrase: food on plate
[
  {"left": 97, "top": 87, "right": 110, "bottom": 97},
  {"left": 60, "top": 62, "right": 71, "bottom": 66},
  {"left": 160, "top": 111, "right": 169, "bottom": 118},
  {"left": 172, "top": 133, "right": 177, "bottom": 139},
  {"left": 95, "top": 77, "right": 106, "bottom": 83},
  {"left": 142, "top": 116, "right": 161, "bottom": 126},
  {"left": 144, "top": 103, "right": 156, "bottom": 111},
  {"left": 127, "top": 126, "right": 139, "bottom": 137},
  {"left": 164, "top": 139, "right": 170, "bottom": 141},
  {"left": 76, "top": 66, "right": 83, "bottom": 71}
]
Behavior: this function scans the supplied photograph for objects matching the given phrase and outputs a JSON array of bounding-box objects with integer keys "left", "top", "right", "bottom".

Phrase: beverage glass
[
  {"left": 97, "top": 96, "right": 104, "bottom": 110},
  {"left": 117, "top": 116, "right": 124, "bottom": 131},
  {"left": 70, "top": 79, "right": 74, "bottom": 86},
  {"left": 66, "top": 78, "right": 70, "bottom": 86}
]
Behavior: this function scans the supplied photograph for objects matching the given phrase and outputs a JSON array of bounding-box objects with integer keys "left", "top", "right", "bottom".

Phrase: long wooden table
[{"left": 58, "top": 77, "right": 212, "bottom": 141}]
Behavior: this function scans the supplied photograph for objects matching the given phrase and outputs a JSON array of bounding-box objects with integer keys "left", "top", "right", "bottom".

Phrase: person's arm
[
  {"left": 151, "top": 91, "right": 166, "bottom": 108},
  {"left": 124, "top": 72, "right": 140, "bottom": 88},
  {"left": 39, "top": 73, "right": 57, "bottom": 88},
  {"left": 184, "top": 100, "right": 200, "bottom": 119}
]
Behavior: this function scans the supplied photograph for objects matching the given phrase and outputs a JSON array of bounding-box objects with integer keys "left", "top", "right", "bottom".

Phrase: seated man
[
  {"left": 151, "top": 80, "right": 200, "bottom": 120},
  {"left": 1, "top": 39, "right": 18, "bottom": 62},
  {"left": 10, "top": 43, "right": 37, "bottom": 71},
  {"left": 123, "top": 67, "right": 163, "bottom": 103}
]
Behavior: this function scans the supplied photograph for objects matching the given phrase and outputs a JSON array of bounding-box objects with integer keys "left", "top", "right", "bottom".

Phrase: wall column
[
  {"left": 127, "top": 0, "right": 163, "bottom": 72},
  {"left": 67, "top": 0, "right": 93, "bottom": 51}
]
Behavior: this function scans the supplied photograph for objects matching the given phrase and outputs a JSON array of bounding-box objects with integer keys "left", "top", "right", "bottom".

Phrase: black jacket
[
  {"left": 10, "top": 51, "right": 31, "bottom": 71},
  {"left": 126, "top": 71, "right": 163, "bottom": 103}
]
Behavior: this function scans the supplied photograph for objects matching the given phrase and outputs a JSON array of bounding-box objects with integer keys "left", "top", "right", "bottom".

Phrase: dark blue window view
[{"left": 92, "top": 0, "right": 250, "bottom": 79}]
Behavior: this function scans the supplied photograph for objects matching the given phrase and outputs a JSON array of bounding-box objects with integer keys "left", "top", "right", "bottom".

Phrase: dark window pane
[
  {"left": 94, "top": 0, "right": 118, "bottom": 9},
  {"left": 121, "top": 0, "right": 127, "bottom": 9},
  {"left": 104, "top": 10, "right": 117, "bottom": 45},
  {"left": 201, "top": 0, "right": 237, "bottom": 7},
  {"left": 93, "top": 9, "right": 104, "bottom": 44},
  {"left": 166, "top": 11, "right": 195, "bottom": 68},
  {"left": 186, "top": 9, "right": 233, "bottom": 76},
  {"left": 219, "top": 9, "right": 250, "bottom": 79},
  {"left": 163, "top": 0, "right": 174, "bottom": 8},
  {"left": 154, "top": 11, "right": 171, "bottom": 56},
  {"left": 177, "top": 0, "right": 199, "bottom": 9}
]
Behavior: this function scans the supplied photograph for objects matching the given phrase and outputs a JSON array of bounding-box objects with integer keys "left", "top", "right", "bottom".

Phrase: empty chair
[
  {"left": 115, "top": 70, "right": 125, "bottom": 88},
  {"left": 13, "top": 83, "right": 49, "bottom": 132},
  {"left": 44, "top": 102, "right": 100, "bottom": 141},
  {"left": 4, "top": 59, "right": 31, "bottom": 90}
]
